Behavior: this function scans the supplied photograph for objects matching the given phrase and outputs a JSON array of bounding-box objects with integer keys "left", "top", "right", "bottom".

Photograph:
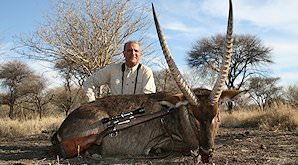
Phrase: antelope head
[{"left": 152, "top": 0, "right": 234, "bottom": 163}]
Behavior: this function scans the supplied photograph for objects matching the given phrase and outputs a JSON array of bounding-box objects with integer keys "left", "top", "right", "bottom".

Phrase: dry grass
[
  {"left": 0, "top": 105, "right": 297, "bottom": 138},
  {"left": 221, "top": 105, "right": 298, "bottom": 131},
  {"left": 0, "top": 115, "right": 64, "bottom": 137}
]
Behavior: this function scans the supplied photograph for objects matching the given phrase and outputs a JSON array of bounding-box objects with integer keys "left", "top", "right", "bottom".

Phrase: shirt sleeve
[
  {"left": 142, "top": 66, "right": 156, "bottom": 94},
  {"left": 83, "top": 65, "right": 112, "bottom": 102}
]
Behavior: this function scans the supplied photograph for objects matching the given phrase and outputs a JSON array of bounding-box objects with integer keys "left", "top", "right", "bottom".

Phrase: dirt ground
[{"left": 0, "top": 128, "right": 297, "bottom": 165}]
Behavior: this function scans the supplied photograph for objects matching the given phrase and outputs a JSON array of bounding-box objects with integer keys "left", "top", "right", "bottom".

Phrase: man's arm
[{"left": 142, "top": 66, "right": 156, "bottom": 94}]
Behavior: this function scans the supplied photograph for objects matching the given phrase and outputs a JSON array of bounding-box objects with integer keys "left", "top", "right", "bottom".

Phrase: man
[{"left": 83, "top": 41, "right": 156, "bottom": 102}]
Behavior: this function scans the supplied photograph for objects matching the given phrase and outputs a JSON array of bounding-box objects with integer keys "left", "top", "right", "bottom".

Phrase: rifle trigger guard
[{"left": 110, "top": 131, "right": 118, "bottom": 137}]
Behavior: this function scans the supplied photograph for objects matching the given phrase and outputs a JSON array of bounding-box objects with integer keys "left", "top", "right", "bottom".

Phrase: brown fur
[{"left": 53, "top": 88, "right": 243, "bottom": 158}]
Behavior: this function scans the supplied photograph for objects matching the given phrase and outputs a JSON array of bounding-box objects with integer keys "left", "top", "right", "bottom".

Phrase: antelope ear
[
  {"left": 220, "top": 90, "right": 248, "bottom": 103},
  {"left": 160, "top": 94, "right": 189, "bottom": 108}
]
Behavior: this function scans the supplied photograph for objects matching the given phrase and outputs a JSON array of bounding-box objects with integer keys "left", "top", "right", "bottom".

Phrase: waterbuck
[{"left": 52, "top": 0, "right": 238, "bottom": 163}]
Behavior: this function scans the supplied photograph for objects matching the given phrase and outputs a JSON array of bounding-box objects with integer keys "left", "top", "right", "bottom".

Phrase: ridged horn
[
  {"left": 152, "top": 3, "right": 199, "bottom": 106},
  {"left": 210, "top": 0, "right": 233, "bottom": 105}
]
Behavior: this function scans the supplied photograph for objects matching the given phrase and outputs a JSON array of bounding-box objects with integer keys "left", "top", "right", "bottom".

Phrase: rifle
[
  {"left": 101, "top": 107, "right": 145, "bottom": 124},
  {"left": 57, "top": 106, "right": 175, "bottom": 158}
]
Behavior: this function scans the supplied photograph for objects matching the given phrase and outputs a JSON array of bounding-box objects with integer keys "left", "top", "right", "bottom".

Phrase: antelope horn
[
  {"left": 210, "top": 0, "right": 234, "bottom": 105},
  {"left": 152, "top": 3, "right": 199, "bottom": 106}
]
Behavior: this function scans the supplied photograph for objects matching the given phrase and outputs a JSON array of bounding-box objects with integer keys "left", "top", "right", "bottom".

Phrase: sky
[{"left": 1, "top": 0, "right": 298, "bottom": 89}]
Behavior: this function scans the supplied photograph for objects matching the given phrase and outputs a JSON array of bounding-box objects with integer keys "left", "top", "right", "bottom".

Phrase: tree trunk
[
  {"left": 227, "top": 101, "right": 234, "bottom": 114},
  {"left": 8, "top": 104, "right": 14, "bottom": 119}
]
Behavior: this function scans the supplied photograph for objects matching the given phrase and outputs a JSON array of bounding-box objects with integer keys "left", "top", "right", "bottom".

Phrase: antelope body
[{"left": 52, "top": 0, "right": 236, "bottom": 163}]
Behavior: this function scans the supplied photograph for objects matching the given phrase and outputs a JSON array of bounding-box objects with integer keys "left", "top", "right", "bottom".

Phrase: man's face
[{"left": 123, "top": 43, "right": 141, "bottom": 68}]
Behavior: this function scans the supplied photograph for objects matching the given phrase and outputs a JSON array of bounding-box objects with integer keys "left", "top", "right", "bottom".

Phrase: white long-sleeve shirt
[{"left": 83, "top": 63, "right": 156, "bottom": 102}]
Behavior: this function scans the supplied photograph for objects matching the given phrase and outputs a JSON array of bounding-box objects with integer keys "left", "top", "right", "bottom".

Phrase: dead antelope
[{"left": 52, "top": 0, "right": 238, "bottom": 163}]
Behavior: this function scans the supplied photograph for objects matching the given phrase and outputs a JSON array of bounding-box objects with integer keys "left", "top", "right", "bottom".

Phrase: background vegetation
[
  {"left": 0, "top": 0, "right": 297, "bottom": 138},
  {"left": 0, "top": 103, "right": 297, "bottom": 138}
]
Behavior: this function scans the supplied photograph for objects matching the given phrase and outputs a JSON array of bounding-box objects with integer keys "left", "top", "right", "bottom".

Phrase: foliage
[
  {"left": 15, "top": 0, "right": 154, "bottom": 112},
  {"left": 187, "top": 34, "right": 273, "bottom": 90},
  {"left": 247, "top": 77, "right": 282, "bottom": 110},
  {"left": 48, "top": 86, "right": 84, "bottom": 116},
  {"left": 0, "top": 61, "right": 46, "bottom": 119},
  {"left": 284, "top": 84, "right": 298, "bottom": 108},
  {"left": 17, "top": 0, "right": 151, "bottom": 81},
  {"left": 153, "top": 69, "right": 180, "bottom": 93}
]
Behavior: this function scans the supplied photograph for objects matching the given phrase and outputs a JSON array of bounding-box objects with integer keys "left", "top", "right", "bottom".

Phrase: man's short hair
[{"left": 123, "top": 40, "right": 140, "bottom": 51}]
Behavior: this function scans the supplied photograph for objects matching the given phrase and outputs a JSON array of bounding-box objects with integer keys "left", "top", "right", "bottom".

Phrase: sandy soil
[{"left": 0, "top": 128, "right": 297, "bottom": 165}]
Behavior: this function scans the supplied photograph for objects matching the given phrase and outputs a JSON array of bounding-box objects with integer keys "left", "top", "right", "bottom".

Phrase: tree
[
  {"left": 49, "top": 86, "right": 83, "bottom": 116},
  {"left": 20, "top": 75, "right": 54, "bottom": 119},
  {"left": 285, "top": 84, "right": 298, "bottom": 108},
  {"left": 16, "top": 0, "right": 154, "bottom": 108},
  {"left": 154, "top": 69, "right": 179, "bottom": 93},
  {"left": 0, "top": 61, "right": 45, "bottom": 119},
  {"left": 182, "top": 68, "right": 216, "bottom": 89},
  {"left": 54, "top": 60, "right": 83, "bottom": 115},
  {"left": 16, "top": 0, "right": 151, "bottom": 83},
  {"left": 247, "top": 77, "right": 282, "bottom": 110},
  {"left": 187, "top": 34, "right": 273, "bottom": 90}
]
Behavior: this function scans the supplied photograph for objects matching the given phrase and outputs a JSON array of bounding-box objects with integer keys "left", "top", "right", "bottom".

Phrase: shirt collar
[{"left": 126, "top": 63, "right": 140, "bottom": 72}]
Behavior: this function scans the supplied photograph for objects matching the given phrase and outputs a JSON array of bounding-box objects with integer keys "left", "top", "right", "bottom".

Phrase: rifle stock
[
  {"left": 57, "top": 107, "right": 174, "bottom": 158},
  {"left": 59, "top": 133, "right": 98, "bottom": 158}
]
